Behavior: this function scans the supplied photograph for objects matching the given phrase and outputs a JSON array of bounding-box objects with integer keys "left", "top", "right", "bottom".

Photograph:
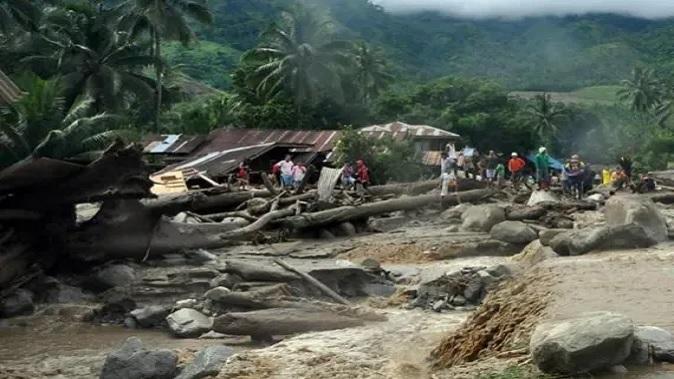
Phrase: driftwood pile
[{"left": 0, "top": 143, "right": 494, "bottom": 293}]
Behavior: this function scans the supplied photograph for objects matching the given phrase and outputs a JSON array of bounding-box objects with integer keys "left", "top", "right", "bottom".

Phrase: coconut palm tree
[
  {"left": 22, "top": 2, "right": 157, "bottom": 114},
  {"left": 526, "top": 93, "right": 568, "bottom": 143},
  {"left": 0, "top": 74, "right": 127, "bottom": 166},
  {"left": 116, "top": 0, "right": 213, "bottom": 130},
  {"left": 351, "top": 42, "right": 393, "bottom": 104},
  {"left": 243, "top": 5, "right": 353, "bottom": 111},
  {"left": 618, "top": 67, "right": 665, "bottom": 113}
]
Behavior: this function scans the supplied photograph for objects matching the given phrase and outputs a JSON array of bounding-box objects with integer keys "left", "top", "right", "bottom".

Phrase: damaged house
[{"left": 146, "top": 128, "right": 341, "bottom": 193}]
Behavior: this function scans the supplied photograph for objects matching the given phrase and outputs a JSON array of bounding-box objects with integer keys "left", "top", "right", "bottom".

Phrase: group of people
[
  {"left": 439, "top": 148, "right": 526, "bottom": 194},
  {"left": 341, "top": 160, "right": 370, "bottom": 191},
  {"left": 271, "top": 155, "right": 308, "bottom": 190}
]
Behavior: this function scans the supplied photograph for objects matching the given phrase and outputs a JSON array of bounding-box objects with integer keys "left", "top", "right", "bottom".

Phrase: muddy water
[{"left": 0, "top": 315, "right": 250, "bottom": 378}]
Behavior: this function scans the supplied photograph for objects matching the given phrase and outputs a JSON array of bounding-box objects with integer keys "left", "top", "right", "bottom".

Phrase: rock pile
[{"left": 409, "top": 265, "right": 511, "bottom": 311}]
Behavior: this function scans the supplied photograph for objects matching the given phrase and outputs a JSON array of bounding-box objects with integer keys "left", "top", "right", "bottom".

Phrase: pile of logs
[{"left": 0, "top": 142, "right": 494, "bottom": 289}]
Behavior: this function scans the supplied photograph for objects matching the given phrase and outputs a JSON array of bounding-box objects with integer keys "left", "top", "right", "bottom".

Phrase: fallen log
[
  {"left": 223, "top": 260, "right": 300, "bottom": 282},
  {"left": 212, "top": 308, "right": 365, "bottom": 338},
  {"left": 366, "top": 178, "right": 484, "bottom": 197},
  {"left": 274, "top": 259, "right": 351, "bottom": 305},
  {"left": 282, "top": 188, "right": 495, "bottom": 230}
]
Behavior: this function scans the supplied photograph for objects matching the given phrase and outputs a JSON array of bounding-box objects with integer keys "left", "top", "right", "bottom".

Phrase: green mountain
[{"left": 168, "top": 0, "right": 674, "bottom": 91}]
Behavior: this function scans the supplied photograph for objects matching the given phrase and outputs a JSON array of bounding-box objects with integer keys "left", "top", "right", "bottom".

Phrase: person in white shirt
[
  {"left": 274, "top": 155, "right": 294, "bottom": 188},
  {"left": 440, "top": 152, "right": 456, "bottom": 199}
]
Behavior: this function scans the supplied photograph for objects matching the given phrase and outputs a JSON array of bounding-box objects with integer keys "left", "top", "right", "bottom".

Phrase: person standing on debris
[
  {"left": 507, "top": 152, "right": 526, "bottom": 190},
  {"left": 341, "top": 162, "right": 355, "bottom": 189},
  {"left": 355, "top": 160, "right": 370, "bottom": 192},
  {"left": 618, "top": 155, "right": 633, "bottom": 182},
  {"left": 565, "top": 154, "right": 585, "bottom": 199},
  {"left": 456, "top": 151, "right": 465, "bottom": 178},
  {"left": 463, "top": 151, "right": 475, "bottom": 179},
  {"left": 495, "top": 161, "right": 506, "bottom": 188},
  {"left": 535, "top": 147, "right": 551, "bottom": 190},
  {"left": 274, "top": 155, "right": 294, "bottom": 189},
  {"left": 485, "top": 150, "right": 498, "bottom": 184},
  {"left": 236, "top": 160, "right": 250, "bottom": 190},
  {"left": 292, "top": 162, "right": 307, "bottom": 190},
  {"left": 440, "top": 152, "right": 456, "bottom": 199}
]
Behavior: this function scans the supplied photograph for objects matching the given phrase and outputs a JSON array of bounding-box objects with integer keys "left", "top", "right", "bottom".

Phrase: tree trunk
[
  {"left": 282, "top": 188, "right": 494, "bottom": 230},
  {"left": 212, "top": 308, "right": 365, "bottom": 338},
  {"left": 154, "top": 30, "right": 162, "bottom": 132}
]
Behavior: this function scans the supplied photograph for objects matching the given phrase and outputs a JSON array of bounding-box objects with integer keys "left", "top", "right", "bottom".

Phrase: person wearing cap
[
  {"left": 507, "top": 152, "right": 526, "bottom": 190},
  {"left": 535, "top": 147, "right": 551, "bottom": 190}
]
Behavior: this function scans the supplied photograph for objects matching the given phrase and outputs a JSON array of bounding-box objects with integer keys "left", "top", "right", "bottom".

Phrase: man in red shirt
[
  {"left": 355, "top": 160, "right": 370, "bottom": 193},
  {"left": 507, "top": 152, "right": 526, "bottom": 190}
]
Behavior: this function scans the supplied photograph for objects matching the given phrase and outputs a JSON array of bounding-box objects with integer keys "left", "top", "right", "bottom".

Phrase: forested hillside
[{"left": 171, "top": 0, "right": 674, "bottom": 91}]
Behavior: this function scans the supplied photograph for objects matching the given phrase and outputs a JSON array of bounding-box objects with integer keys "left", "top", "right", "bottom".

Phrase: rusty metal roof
[
  {"left": 360, "top": 121, "right": 460, "bottom": 141},
  {"left": 142, "top": 134, "right": 207, "bottom": 155},
  {"left": 195, "top": 128, "right": 341, "bottom": 155},
  {"left": 157, "top": 143, "right": 279, "bottom": 178},
  {"left": 0, "top": 69, "right": 24, "bottom": 105}
]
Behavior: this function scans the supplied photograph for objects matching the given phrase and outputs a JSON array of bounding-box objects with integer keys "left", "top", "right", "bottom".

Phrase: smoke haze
[{"left": 372, "top": 0, "right": 674, "bottom": 19}]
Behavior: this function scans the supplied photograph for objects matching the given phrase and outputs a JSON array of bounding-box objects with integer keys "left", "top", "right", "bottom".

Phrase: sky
[{"left": 372, "top": 0, "right": 674, "bottom": 19}]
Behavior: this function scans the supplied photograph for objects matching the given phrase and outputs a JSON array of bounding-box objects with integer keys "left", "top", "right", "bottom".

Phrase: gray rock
[
  {"left": 446, "top": 225, "right": 461, "bottom": 233},
  {"left": 175, "top": 299, "right": 200, "bottom": 310},
  {"left": 539, "top": 229, "right": 566, "bottom": 246},
  {"left": 489, "top": 221, "right": 538, "bottom": 244},
  {"left": 367, "top": 216, "right": 409, "bottom": 232},
  {"left": 209, "top": 273, "right": 241, "bottom": 289},
  {"left": 441, "top": 203, "right": 472, "bottom": 220},
  {"left": 510, "top": 240, "right": 558, "bottom": 268},
  {"left": 100, "top": 337, "right": 177, "bottom": 379},
  {"left": 90, "top": 265, "right": 136, "bottom": 291},
  {"left": 530, "top": 312, "right": 635, "bottom": 375},
  {"left": 0, "top": 289, "right": 34, "bottom": 317},
  {"left": 450, "top": 295, "right": 466, "bottom": 306},
  {"left": 506, "top": 206, "right": 546, "bottom": 221},
  {"left": 549, "top": 224, "right": 656, "bottom": 256},
  {"left": 444, "top": 239, "right": 521, "bottom": 258},
  {"left": 204, "top": 287, "right": 231, "bottom": 302},
  {"left": 461, "top": 204, "right": 506, "bottom": 232},
  {"left": 335, "top": 222, "right": 357, "bottom": 236},
  {"left": 130, "top": 305, "right": 171, "bottom": 328},
  {"left": 527, "top": 190, "right": 560, "bottom": 206},
  {"left": 46, "top": 283, "right": 92, "bottom": 304},
  {"left": 175, "top": 345, "right": 234, "bottom": 379},
  {"left": 166, "top": 308, "right": 213, "bottom": 338},
  {"left": 629, "top": 326, "right": 674, "bottom": 364},
  {"left": 605, "top": 196, "right": 668, "bottom": 242}
]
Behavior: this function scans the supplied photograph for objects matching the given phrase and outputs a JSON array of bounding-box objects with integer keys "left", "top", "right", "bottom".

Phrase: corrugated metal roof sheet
[
  {"left": 0, "top": 69, "right": 24, "bottom": 105},
  {"left": 142, "top": 134, "right": 206, "bottom": 155},
  {"left": 360, "top": 121, "right": 460, "bottom": 141},
  {"left": 157, "top": 143, "right": 279, "bottom": 178},
  {"left": 195, "top": 128, "right": 341, "bottom": 155}
]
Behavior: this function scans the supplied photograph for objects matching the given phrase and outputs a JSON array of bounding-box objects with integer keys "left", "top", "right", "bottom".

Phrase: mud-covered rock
[
  {"left": 367, "top": 216, "right": 409, "bottom": 232},
  {"left": 629, "top": 326, "right": 674, "bottom": 364},
  {"left": 100, "top": 337, "right": 177, "bottom": 379},
  {"left": 46, "top": 283, "right": 93, "bottom": 304},
  {"left": 209, "top": 273, "right": 242, "bottom": 289},
  {"left": 88, "top": 264, "right": 136, "bottom": 291},
  {"left": 549, "top": 224, "right": 656, "bottom": 256},
  {"left": 0, "top": 288, "right": 34, "bottom": 317},
  {"left": 441, "top": 203, "right": 472, "bottom": 220},
  {"left": 166, "top": 308, "right": 212, "bottom": 338},
  {"left": 605, "top": 196, "right": 668, "bottom": 242},
  {"left": 530, "top": 312, "right": 634, "bottom": 374},
  {"left": 490, "top": 221, "right": 538, "bottom": 244},
  {"left": 175, "top": 345, "right": 234, "bottom": 379},
  {"left": 506, "top": 206, "right": 546, "bottom": 221},
  {"left": 410, "top": 266, "right": 509, "bottom": 310},
  {"left": 130, "top": 305, "right": 171, "bottom": 328},
  {"left": 510, "top": 240, "right": 558, "bottom": 268},
  {"left": 461, "top": 204, "right": 506, "bottom": 232},
  {"left": 538, "top": 229, "right": 566, "bottom": 246}
]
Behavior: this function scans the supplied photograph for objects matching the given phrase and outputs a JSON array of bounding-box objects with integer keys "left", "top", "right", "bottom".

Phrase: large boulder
[
  {"left": 461, "top": 205, "right": 506, "bottom": 232},
  {"left": 490, "top": 221, "right": 538, "bottom": 244},
  {"left": 166, "top": 308, "right": 213, "bottom": 338},
  {"left": 538, "top": 229, "right": 567, "bottom": 246},
  {"left": 441, "top": 203, "right": 472, "bottom": 220},
  {"left": 605, "top": 196, "right": 668, "bottom": 242},
  {"left": 549, "top": 224, "right": 656, "bottom": 256},
  {"left": 629, "top": 326, "right": 674, "bottom": 364},
  {"left": 88, "top": 264, "right": 136, "bottom": 291},
  {"left": 506, "top": 206, "right": 547, "bottom": 221},
  {"left": 130, "top": 305, "right": 172, "bottom": 328},
  {"left": 530, "top": 312, "right": 635, "bottom": 375},
  {"left": 527, "top": 190, "right": 559, "bottom": 206},
  {"left": 45, "top": 283, "right": 92, "bottom": 304},
  {"left": 510, "top": 240, "right": 558, "bottom": 268},
  {"left": 100, "top": 337, "right": 177, "bottom": 379},
  {"left": 175, "top": 345, "right": 235, "bottom": 379},
  {"left": 0, "top": 289, "right": 34, "bottom": 317}
]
